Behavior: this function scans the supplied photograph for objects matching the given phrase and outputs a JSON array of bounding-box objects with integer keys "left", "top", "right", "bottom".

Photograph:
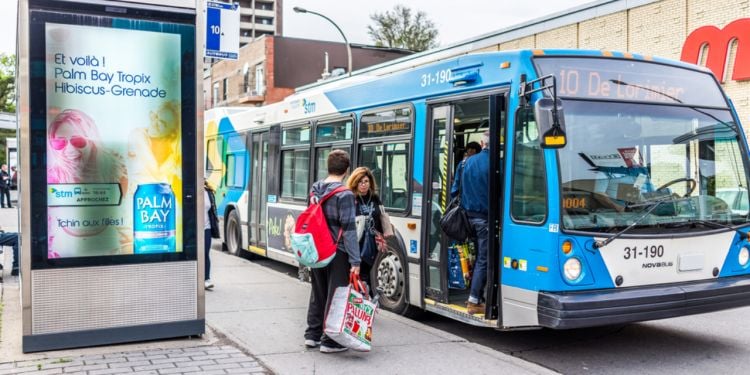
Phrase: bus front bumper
[{"left": 537, "top": 276, "right": 750, "bottom": 329}]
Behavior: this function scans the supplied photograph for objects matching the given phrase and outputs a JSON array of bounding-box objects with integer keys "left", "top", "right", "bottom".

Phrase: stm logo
[
  {"left": 302, "top": 99, "right": 316, "bottom": 114},
  {"left": 681, "top": 18, "right": 750, "bottom": 83}
]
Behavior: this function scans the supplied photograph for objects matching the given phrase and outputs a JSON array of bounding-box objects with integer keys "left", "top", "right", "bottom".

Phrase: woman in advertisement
[{"left": 47, "top": 109, "right": 129, "bottom": 258}]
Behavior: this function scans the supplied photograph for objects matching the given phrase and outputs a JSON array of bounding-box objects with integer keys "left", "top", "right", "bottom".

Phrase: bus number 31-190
[{"left": 623, "top": 245, "right": 665, "bottom": 260}]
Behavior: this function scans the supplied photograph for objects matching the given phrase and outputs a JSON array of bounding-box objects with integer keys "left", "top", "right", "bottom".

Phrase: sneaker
[
  {"left": 466, "top": 301, "right": 485, "bottom": 315},
  {"left": 320, "top": 345, "right": 348, "bottom": 353},
  {"left": 204, "top": 280, "right": 214, "bottom": 290},
  {"left": 304, "top": 339, "right": 321, "bottom": 348}
]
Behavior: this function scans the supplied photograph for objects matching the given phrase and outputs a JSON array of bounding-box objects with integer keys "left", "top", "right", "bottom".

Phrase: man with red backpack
[{"left": 304, "top": 150, "right": 361, "bottom": 353}]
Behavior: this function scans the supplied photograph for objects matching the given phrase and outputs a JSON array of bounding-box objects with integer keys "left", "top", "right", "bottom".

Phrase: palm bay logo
[{"left": 681, "top": 18, "right": 750, "bottom": 83}]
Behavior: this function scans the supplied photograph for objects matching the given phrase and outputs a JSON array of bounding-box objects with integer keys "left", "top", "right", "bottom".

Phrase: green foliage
[
  {"left": 0, "top": 129, "right": 14, "bottom": 166},
  {"left": 0, "top": 53, "right": 16, "bottom": 113},
  {"left": 367, "top": 5, "right": 439, "bottom": 52}
]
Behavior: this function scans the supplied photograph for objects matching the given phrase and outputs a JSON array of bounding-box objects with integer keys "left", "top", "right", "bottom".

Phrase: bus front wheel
[
  {"left": 372, "top": 242, "right": 420, "bottom": 317},
  {"left": 225, "top": 210, "right": 242, "bottom": 256}
]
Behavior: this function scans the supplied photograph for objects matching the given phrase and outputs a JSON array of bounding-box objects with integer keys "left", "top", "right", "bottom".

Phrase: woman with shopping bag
[{"left": 346, "top": 167, "right": 394, "bottom": 294}]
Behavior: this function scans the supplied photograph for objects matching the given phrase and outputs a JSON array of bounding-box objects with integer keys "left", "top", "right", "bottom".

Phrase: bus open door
[{"left": 422, "top": 92, "right": 507, "bottom": 326}]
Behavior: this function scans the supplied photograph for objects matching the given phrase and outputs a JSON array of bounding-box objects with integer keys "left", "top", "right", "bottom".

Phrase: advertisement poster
[
  {"left": 267, "top": 203, "right": 304, "bottom": 254},
  {"left": 45, "top": 23, "right": 182, "bottom": 258}
]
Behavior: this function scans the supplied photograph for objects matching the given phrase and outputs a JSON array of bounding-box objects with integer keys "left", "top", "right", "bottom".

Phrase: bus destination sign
[{"left": 534, "top": 57, "right": 726, "bottom": 107}]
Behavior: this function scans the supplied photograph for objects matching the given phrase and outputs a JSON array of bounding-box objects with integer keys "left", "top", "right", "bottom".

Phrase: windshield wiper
[
  {"left": 594, "top": 197, "right": 680, "bottom": 248},
  {"left": 667, "top": 219, "right": 749, "bottom": 233}
]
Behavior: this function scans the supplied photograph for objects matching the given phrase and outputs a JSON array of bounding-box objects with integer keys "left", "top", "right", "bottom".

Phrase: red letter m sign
[{"left": 681, "top": 18, "right": 750, "bottom": 83}]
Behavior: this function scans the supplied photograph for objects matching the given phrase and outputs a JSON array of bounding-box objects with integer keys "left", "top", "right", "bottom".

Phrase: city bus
[{"left": 204, "top": 49, "right": 750, "bottom": 329}]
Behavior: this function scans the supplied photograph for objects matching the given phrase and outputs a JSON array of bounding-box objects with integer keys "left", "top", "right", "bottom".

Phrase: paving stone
[
  {"left": 88, "top": 367, "right": 135, "bottom": 375},
  {"left": 190, "top": 353, "right": 231, "bottom": 361},
  {"left": 62, "top": 364, "right": 109, "bottom": 372},
  {"left": 157, "top": 366, "right": 200, "bottom": 374},
  {"left": 150, "top": 356, "right": 194, "bottom": 365},
  {"left": 110, "top": 360, "right": 151, "bottom": 368},
  {"left": 200, "top": 362, "right": 241, "bottom": 372},
  {"left": 132, "top": 363, "right": 177, "bottom": 372}
]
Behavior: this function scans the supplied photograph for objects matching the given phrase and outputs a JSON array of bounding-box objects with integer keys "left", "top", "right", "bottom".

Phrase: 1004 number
[{"left": 623, "top": 245, "right": 665, "bottom": 260}]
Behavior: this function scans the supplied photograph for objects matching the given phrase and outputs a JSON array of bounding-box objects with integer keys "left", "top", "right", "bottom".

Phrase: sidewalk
[{"left": 0, "top": 200, "right": 555, "bottom": 375}]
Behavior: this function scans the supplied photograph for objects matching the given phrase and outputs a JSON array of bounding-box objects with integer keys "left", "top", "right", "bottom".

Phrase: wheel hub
[{"left": 377, "top": 252, "right": 402, "bottom": 299}]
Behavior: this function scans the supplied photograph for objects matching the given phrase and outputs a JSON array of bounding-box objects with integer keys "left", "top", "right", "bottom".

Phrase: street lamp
[{"left": 293, "top": 6, "right": 352, "bottom": 77}]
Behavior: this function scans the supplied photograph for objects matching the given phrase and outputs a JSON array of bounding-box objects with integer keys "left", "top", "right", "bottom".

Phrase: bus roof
[{"left": 206, "top": 49, "right": 714, "bottom": 134}]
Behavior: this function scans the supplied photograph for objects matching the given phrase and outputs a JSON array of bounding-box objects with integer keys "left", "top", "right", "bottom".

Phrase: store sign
[{"left": 681, "top": 18, "right": 750, "bottom": 83}]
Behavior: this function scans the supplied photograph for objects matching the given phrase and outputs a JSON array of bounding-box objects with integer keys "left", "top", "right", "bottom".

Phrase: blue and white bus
[{"left": 205, "top": 49, "right": 750, "bottom": 329}]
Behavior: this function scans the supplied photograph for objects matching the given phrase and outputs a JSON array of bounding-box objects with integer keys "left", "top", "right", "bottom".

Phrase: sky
[{"left": 0, "top": 0, "right": 595, "bottom": 54}]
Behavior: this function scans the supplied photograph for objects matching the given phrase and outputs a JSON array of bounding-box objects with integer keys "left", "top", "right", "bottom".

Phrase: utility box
[{"left": 17, "top": 0, "right": 204, "bottom": 352}]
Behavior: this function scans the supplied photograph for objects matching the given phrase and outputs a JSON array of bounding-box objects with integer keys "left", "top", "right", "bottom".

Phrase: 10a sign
[{"left": 205, "top": 1, "right": 240, "bottom": 60}]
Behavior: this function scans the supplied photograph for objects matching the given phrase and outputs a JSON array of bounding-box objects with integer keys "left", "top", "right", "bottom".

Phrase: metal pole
[{"left": 293, "top": 7, "right": 352, "bottom": 76}]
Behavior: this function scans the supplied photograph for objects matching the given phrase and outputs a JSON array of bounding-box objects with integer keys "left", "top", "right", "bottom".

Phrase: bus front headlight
[
  {"left": 739, "top": 247, "right": 750, "bottom": 267},
  {"left": 563, "top": 257, "right": 582, "bottom": 281}
]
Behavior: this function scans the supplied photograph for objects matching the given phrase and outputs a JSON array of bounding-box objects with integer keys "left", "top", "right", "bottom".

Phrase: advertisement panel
[
  {"left": 45, "top": 23, "right": 183, "bottom": 258},
  {"left": 29, "top": 9, "right": 197, "bottom": 267}
]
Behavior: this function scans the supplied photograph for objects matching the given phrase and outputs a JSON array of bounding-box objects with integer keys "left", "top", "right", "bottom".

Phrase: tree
[
  {"left": 0, "top": 53, "right": 16, "bottom": 113},
  {"left": 367, "top": 5, "right": 438, "bottom": 52}
]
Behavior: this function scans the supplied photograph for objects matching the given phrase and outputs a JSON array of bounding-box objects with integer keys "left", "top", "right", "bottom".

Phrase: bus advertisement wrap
[{"left": 45, "top": 23, "right": 183, "bottom": 259}]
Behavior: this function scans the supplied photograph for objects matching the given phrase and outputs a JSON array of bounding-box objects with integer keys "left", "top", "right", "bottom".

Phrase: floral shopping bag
[{"left": 324, "top": 274, "right": 377, "bottom": 351}]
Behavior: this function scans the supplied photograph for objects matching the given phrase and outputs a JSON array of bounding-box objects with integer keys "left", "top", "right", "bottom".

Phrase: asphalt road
[{"left": 247, "top": 255, "right": 747, "bottom": 375}]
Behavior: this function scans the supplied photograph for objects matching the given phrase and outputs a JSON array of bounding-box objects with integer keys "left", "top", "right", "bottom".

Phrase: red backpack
[{"left": 291, "top": 185, "right": 349, "bottom": 268}]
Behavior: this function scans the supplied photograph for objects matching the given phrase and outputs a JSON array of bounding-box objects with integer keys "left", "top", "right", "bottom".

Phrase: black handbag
[
  {"left": 360, "top": 213, "right": 379, "bottom": 265},
  {"left": 440, "top": 160, "right": 474, "bottom": 241},
  {"left": 360, "top": 229, "right": 379, "bottom": 265},
  {"left": 440, "top": 196, "right": 474, "bottom": 242}
]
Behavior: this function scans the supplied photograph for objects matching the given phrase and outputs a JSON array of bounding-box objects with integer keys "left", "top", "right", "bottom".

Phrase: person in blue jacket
[{"left": 460, "top": 132, "right": 490, "bottom": 315}]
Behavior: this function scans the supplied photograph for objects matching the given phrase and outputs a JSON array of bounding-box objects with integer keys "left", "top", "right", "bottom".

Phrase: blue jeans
[
  {"left": 468, "top": 216, "right": 488, "bottom": 304},
  {"left": 204, "top": 228, "right": 212, "bottom": 280},
  {"left": 0, "top": 231, "right": 19, "bottom": 271}
]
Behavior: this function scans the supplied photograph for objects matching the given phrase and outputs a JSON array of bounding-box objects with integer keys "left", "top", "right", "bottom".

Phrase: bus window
[
  {"left": 511, "top": 107, "right": 547, "bottom": 223},
  {"left": 359, "top": 142, "right": 409, "bottom": 210},
  {"left": 314, "top": 117, "right": 354, "bottom": 181},
  {"left": 205, "top": 137, "right": 223, "bottom": 189},
  {"left": 316, "top": 119, "right": 353, "bottom": 142},
  {"left": 315, "top": 146, "right": 351, "bottom": 182},
  {"left": 225, "top": 134, "right": 246, "bottom": 189},
  {"left": 360, "top": 107, "right": 412, "bottom": 139},
  {"left": 225, "top": 153, "right": 246, "bottom": 188},
  {"left": 281, "top": 149, "right": 310, "bottom": 200}
]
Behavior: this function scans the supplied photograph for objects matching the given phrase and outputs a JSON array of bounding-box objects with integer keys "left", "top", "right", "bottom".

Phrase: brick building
[{"left": 204, "top": 36, "right": 412, "bottom": 109}]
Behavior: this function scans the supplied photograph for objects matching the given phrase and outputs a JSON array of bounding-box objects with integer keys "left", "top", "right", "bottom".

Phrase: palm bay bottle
[{"left": 133, "top": 183, "right": 176, "bottom": 253}]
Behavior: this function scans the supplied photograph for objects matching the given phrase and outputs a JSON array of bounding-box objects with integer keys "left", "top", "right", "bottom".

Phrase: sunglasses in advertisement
[{"left": 50, "top": 136, "right": 88, "bottom": 150}]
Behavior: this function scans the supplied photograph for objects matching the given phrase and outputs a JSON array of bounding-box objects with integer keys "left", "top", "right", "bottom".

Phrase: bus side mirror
[{"left": 535, "top": 97, "right": 567, "bottom": 149}]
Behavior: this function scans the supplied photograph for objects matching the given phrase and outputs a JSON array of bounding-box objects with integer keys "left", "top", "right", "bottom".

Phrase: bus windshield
[{"left": 558, "top": 100, "right": 750, "bottom": 233}]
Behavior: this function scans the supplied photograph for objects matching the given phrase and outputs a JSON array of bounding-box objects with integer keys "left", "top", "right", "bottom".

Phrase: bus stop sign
[{"left": 205, "top": 2, "right": 240, "bottom": 60}]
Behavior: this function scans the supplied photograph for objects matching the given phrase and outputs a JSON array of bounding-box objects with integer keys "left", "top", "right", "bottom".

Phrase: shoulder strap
[
  {"left": 457, "top": 160, "right": 466, "bottom": 194},
  {"left": 317, "top": 185, "right": 349, "bottom": 205}
]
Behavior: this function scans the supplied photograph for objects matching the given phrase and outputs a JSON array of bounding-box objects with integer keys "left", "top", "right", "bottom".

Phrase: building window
[
  {"left": 240, "top": 15, "right": 253, "bottom": 23},
  {"left": 212, "top": 82, "right": 219, "bottom": 106},
  {"left": 255, "top": 63, "right": 265, "bottom": 94},
  {"left": 256, "top": 16, "right": 273, "bottom": 25},
  {"left": 255, "top": 1, "right": 273, "bottom": 10},
  {"left": 222, "top": 78, "right": 228, "bottom": 101}
]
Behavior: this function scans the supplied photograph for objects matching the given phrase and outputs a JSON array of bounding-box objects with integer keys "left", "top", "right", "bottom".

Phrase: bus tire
[
  {"left": 371, "top": 238, "right": 421, "bottom": 318},
  {"left": 225, "top": 209, "right": 242, "bottom": 256}
]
